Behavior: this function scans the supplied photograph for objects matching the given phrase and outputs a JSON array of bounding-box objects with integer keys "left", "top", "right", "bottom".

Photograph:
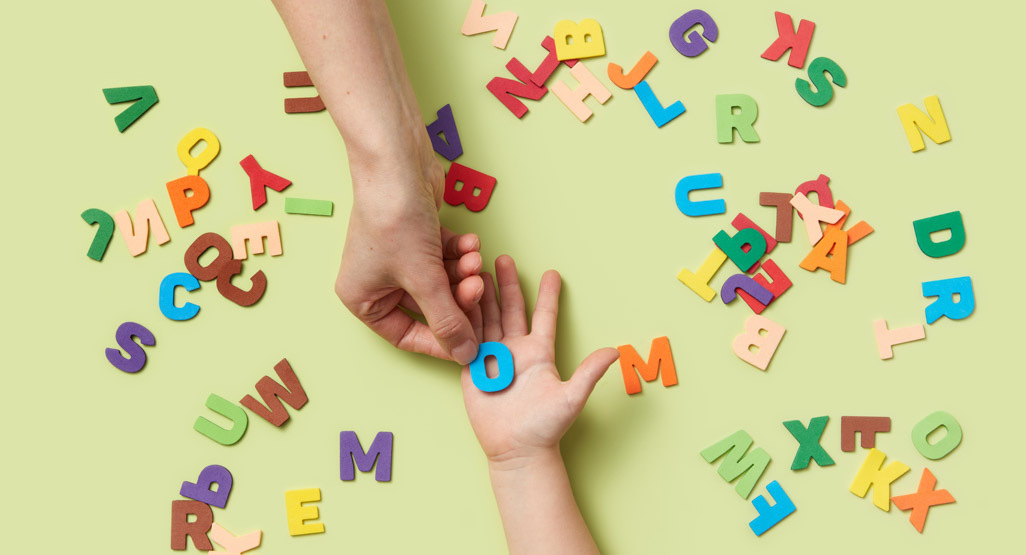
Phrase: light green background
[{"left": 4, "top": 0, "right": 1022, "bottom": 553}]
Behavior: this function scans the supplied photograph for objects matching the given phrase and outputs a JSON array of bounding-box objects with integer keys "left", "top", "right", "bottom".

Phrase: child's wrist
[{"left": 487, "top": 445, "right": 564, "bottom": 475}]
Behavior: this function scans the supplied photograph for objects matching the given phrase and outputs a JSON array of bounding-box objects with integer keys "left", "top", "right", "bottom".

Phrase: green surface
[{"left": 3, "top": 0, "right": 1023, "bottom": 553}]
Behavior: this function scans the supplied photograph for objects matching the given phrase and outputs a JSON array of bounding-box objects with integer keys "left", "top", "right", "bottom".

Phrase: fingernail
[{"left": 453, "top": 340, "right": 479, "bottom": 365}]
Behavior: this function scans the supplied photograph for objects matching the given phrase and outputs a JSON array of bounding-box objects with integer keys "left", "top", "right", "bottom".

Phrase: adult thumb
[{"left": 408, "top": 268, "right": 480, "bottom": 365}]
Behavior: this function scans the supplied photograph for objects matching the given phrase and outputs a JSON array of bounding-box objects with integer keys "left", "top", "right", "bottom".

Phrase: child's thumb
[{"left": 567, "top": 347, "right": 620, "bottom": 411}]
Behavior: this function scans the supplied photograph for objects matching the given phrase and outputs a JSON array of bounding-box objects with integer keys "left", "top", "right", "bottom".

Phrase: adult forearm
[{"left": 488, "top": 448, "right": 600, "bottom": 555}]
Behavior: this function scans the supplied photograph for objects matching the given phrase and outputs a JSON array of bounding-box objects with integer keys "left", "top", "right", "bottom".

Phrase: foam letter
[
  {"left": 731, "top": 213, "right": 777, "bottom": 273},
  {"left": 714, "top": 228, "right": 767, "bottom": 272},
  {"left": 240, "top": 358, "right": 308, "bottom": 427},
  {"left": 113, "top": 199, "right": 170, "bottom": 256},
  {"left": 841, "top": 416, "right": 891, "bottom": 452},
  {"left": 285, "top": 488, "right": 324, "bottom": 536},
  {"left": 607, "top": 51, "right": 657, "bottom": 89},
  {"left": 849, "top": 448, "right": 910, "bottom": 511},
  {"left": 194, "top": 394, "right": 248, "bottom": 446},
  {"left": 240, "top": 155, "right": 291, "bottom": 211},
  {"left": 669, "top": 10, "right": 718, "bottom": 57},
  {"left": 634, "top": 81, "right": 685, "bottom": 127},
  {"left": 783, "top": 416, "right": 835, "bottom": 470},
  {"left": 911, "top": 411, "right": 962, "bottom": 460},
  {"left": 487, "top": 58, "right": 547, "bottom": 118},
  {"left": 790, "top": 192, "right": 844, "bottom": 245},
  {"left": 165, "top": 175, "right": 210, "bottom": 228},
  {"left": 700, "top": 430, "right": 771, "bottom": 499},
  {"left": 749, "top": 480, "right": 797, "bottom": 536},
  {"left": 796, "top": 57, "right": 847, "bottom": 107},
  {"left": 102, "top": 85, "right": 158, "bottom": 132},
  {"left": 159, "top": 272, "right": 201, "bottom": 321},
  {"left": 716, "top": 94, "right": 759, "bottom": 143},
  {"left": 180, "top": 465, "right": 233, "bottom": 508},
  {"left": 799, "top": 228, "right": 849, "bottom": 283},
  {"left": 209, "top": 523, "right": 261, "bottom": 555},
  {"left": 529, "top": 36, "right": 578, "bottom": 87},
  {"left": 426, "top": 104, "right": 463, "bottom": 161},
  {"left": 873, "top": 319, "right": 926, "bottom": 359},
  {"left": 922, "top": 277, "right": 975, "bottom": 324},
  {"left": 761, "top": 12, "right": 816, "bottom": 68},
  {"left": 892, "top": 469, "right": 956, "bottom": 533},
  {"left": 738, "top": 259, "right": 792, "bottom": 314},
  {"left": 732, "top": 315, "right": 785, "bottom": 371},
  {"left": 898, "top": 95, "right": 951, "bottom": 152},
  {"left": 469, "top": 341, "right": 515, "bottom": 392},
  {"left": 461, "top": 0, "right": 518, "bottom": 49},
  {"left": 794, "top": 174, "right": 834, "bottom": 212},
  {"left": 617, "top": 336, "right": 676, "bottom": 395},
  {"left": 170, "top": 500, "right": 212, "bottom": 551},
  {"left": 674, "top": 173, "right": 724, "bottom": 217},
  {"left": 105, "top": 321, "right": 155, "bottom": 373},
  {"left": 81, "top": 208, "right": 115, "bottom": 261},
  {"left": 759, "top": 192, "right": 794, "bottom": 243},
  {"left": 551, "top": 62, "right": 612, "bottom": 122},
  {"left": 826, "top": 200, "right": 874, "bottom": 245},
  {"left": 230, "top": 221, "right": 282, "bottom": 260},
  {"left": 721, "top": 274, "right": 773, "bottom": 306},
  {"left": 554, "top": 19, "right": 605, "bottom": 60},
  {"left": 913, "top": 211, "right": 965, "bottom": 258},
  {"left": 177, "top": 127, "right": 220, "bottom": 176},
  {"left": 444, "top": 163, "right": 497, "bottom": 212},
  {"left": 340, "top": 431, "right": 394, "bottom": 481},
  {"left": 677, "top": 249, "right": 727, "bottom": 302}
]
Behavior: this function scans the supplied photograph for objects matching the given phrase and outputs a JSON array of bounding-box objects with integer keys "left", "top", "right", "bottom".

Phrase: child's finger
[
  {"left": 566, "top": 347, "right": 621, "bottom": 412},
  {"left": 444, "top": 251, "right": 483, "bottom": 282},
  {"left": 530, "top": 270, "right": 561, "bottom": 339},
  {"left": 468, "top": 304, "right": 484, "bottom": 344},
  {"left": 480, "top": 272, "right": 503, "bottom": 342},
  {"left": 495, "top": 255, "right": 528, "bottom": 337}
]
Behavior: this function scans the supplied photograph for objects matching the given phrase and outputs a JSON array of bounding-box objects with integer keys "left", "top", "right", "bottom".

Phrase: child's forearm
[{"left": 488, "top": 448, "right": 600, "bottom": 555}]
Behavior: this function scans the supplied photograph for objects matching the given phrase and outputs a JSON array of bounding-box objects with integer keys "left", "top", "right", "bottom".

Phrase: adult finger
[
  {"left": 531, "top": 270, "right": 561, "bottom": 339},
  {"left": 454, "top": 275, "right": 485, "bottom": 311},
  {"left": 444, "top": 251, "right": 483, "bottom": 282},
  {"left": 495, "top": 255, "right": 528, "bottom": 337},
  {"left": 480, "top": 272, "right": 503, "bottom": 342},
  {"left": 566, "top": 347, "right": 620, "bottom": 413},
  {"left": 442, "top": 228, "right": 481, "bottom": 259},
  {"left": 362, "top": 305, "right": 449, "bottom": 360},
  {"left": 406, "top": 266, "right": 480, "bottom": 365}
]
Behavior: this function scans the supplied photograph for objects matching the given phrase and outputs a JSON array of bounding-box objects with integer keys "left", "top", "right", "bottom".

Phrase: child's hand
[{"left": 461, "top": 255, "right": 620, "bottom": 464}]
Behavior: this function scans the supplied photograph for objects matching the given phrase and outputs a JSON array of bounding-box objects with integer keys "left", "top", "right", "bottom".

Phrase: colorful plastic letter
[
  {"left": 783, "top": 416, "right": 835, "bottom": 470},
  {"left": 102, "top": 85, "right": 158, "bottom": 132},
  {"left": 721, "top": 274, "right": 773, "bottom": 306},
  {"left": 554, "top": 19, "right": 605, "bottom": 60},
  {"left": 873, "top": 319, "right": 926, "bottom": 359},
  {"left": 240, "top": 358, "right": 308, "bottom": 427},
  {"left": 469, "top": 341, "right": 515, "bottom": 392},
  {"left": 165, "top": 175, "right": 210, "bottom": 228},
  {"left": 669, "top": 10, "right": 718, "bottom": 57},
  {"left": 796, "top": 57, "right": 847, "bottom": 107},
  {"left": 738, "top": 259, "right": 792, "bottom": 314},
  {"left": 113, "top": 199, "right": 170, "bottom": 256},
  {"left": 799, "top": 228, "right": 849, "bottom": 283},
  {"left": 732, "top": 315, "right": 785, "bottom": 371},
  {"left": 911, "top": 411, "right": 963, "bottom": 460},
  {"left": 617, "top": 336, "right": 677, "bottom": 395},
  {"left": 892, "top": 469, "right": 956, "bottom": 533},
  {"left": 81, "top": 208, "right": 115, "bottom": 261},
  {"left": 714, "top": 228, "right": 767, "bottom": 272},
  {"left": 461, "top": 0, "right": 518, "bottom": 49},
  {"left": 177, "top": 127, "right": 220, "bottom": 176},
  {"left": 209, "top": 523, "right": 261, "bottom": 555},
  {"left": 841, "top": 416, "right": 891, "bottom": 452},
  {"left": 759, "top": 192, "right": 795, "bottom": 243},
  {"left": 790, "top": 193, "right": 844, "bottom": 245},
  {"left": 285, "top": 488, "right": 324, "bottom": 536},
  {"left": 159, "top": 272, "right": 200, "bottom": 321},
  {"left": 749, "top": 480, "right": 796, "bottom": 536},
  {"left": 716, "top": 94, "right": 759, "bottom": 143},
  {"left": 215, "top": 260, "right": 267, "bottom": 307},
  {"left": 444, "top": 163, "right": 497, "bottom": 212},
  {"left": 193, "top": 394, "right": 248, "bottom": 446},
  {"left": 184, "top": 232, "right": 234, "bottom": 281},
  {"left": 794, "top": 174, "right": 834, "bottom": 212},
  {"left": 283, "top": 71, "right": 325, "bottom": 113},
  {"left": 732, "top": 213, "right": 778, "bottom": 257},
  {"left": 913, "top": 211, "right": 965, "bottom": 258},
  {"left": 922, "top": 277, "right": 975, "bottom": 324},
  {"left": 180, "top": 465, "right": 233, "bottom": 508},
  {"left": 898, "top": 95, "right": 951, "bottom": 152},
  {"left": 340, "top": 431, "right": 394, "bottom": 481},
  {"left": 760, "top": 11, "right": 816, "bottom": 68},
  {"left": 849, "top": 448, "right": 910, "bottom": 511},
  {"left": 487, "top": 58, "right": 547, "bottom": 118},
  {"left": 530, "top": 36, "right": 578, "bottom": 87},
  {"left": 677, "top": 248, "right": 728, "bottom": 302},
  {"left": 634, "top": 81, "right": 685, "bottom": 127},
  {"left": 283, "top": 198, "right": 334, "bottom": 216},
  {"left": 230, "top": 221, "right": 282, "bottom": 260},
  {"left": 170, "top": 500, "right": 212, "bottom": 551},
  {"left": 700, "top": 430, "right": 770, "bottom": 499},
  {"left": 674, "top": 173, "right": 724, "bottom": 217},
  {"left": 240, "top": 155, "right": 291, "bottom": 211},
  {"left": 607, "top": 51, "right": 657, "bottom": 89},
  {"left": 425, "top": 104, "right": 463, "bottom": 161},
  {"left": 105, "top": 321, "right": 155, "bottom": 373},
  {"left": 826, "top": 200, "right": 874, "bottom": 245},
  {"left": 551, "top": 62, "right": 612, "bottom": 122}
]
